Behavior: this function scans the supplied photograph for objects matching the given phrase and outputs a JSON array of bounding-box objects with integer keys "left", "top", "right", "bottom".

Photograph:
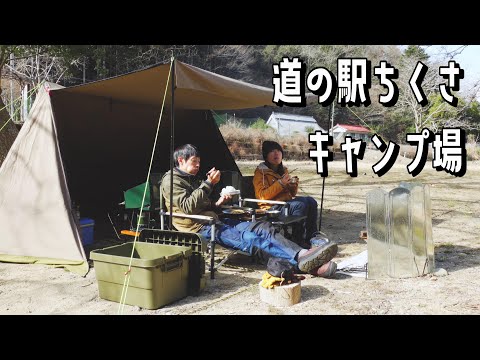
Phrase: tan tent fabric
[
  {"left": 174, "top": 62, "right": 274, "bottom": 109},
  {"left": 0, "top": 254, "right": 88, "bottom": 276},
  {"left": 0, "top": 61, "right": 279, "bottom": 277},
  {"left": 62, "top": 61, "right": 274, "bottom": 109},
  {"left": 0, "top": 83, "right": 88, "bottom": 275}
]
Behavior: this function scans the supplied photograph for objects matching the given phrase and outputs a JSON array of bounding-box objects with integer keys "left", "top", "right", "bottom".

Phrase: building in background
[
  {"left": 266, "top": 112, "right": 325, "bottom": 136},
  {"left": 331, "top": 124, "right": 371, "bottom": 144}
]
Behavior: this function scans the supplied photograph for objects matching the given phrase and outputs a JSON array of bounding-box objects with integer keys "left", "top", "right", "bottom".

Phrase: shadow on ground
[
  {"left": 301, "top": 285, "right": 330, "bottom": 301},
  {"left": 435, "top": 244, "right": 480, "bottom": 273},
  {"left": 320, "top": 209, "right": 366, "bottom": 245}
]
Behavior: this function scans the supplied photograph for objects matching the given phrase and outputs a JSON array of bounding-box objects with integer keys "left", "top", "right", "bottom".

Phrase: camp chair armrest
[
  {"left": 159, "top": 211, "right": 218, "bottom": 280},
  {"left": 164, "top": 211, "right": 215, "bottom": 224},
  {"left": 242, "top": 198, "right": 289, "bottom": 216},
  {"left": 242, "top": 198, "right": 287, "bottom": 206}
]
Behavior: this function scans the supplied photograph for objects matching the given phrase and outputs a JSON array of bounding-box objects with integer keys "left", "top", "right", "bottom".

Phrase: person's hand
[
  {"left": 280, "top": 173, "right": 291, "bottom": 185},
  {"left": 215, "top": 194, "right": 232, "bottom": 207},
  {"left": 290, "top": 176, "right": 299, "bottom": 185},
  {"left": 207, "top": 167, "right": 221, "bottom": 185}
]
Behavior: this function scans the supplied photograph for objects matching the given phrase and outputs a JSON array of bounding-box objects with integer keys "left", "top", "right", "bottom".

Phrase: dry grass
[
  {"left": 221, "top": 122, "right": 480, "bottom": 162},
  {"left": 399, "top": 142, "right": 480, "bottom": 161},
  {"left": 466, "top": 142, "right": 480, "bottom": 160},
  {"left": 220, "top": 123, "right": 314, "bottom": 160}
]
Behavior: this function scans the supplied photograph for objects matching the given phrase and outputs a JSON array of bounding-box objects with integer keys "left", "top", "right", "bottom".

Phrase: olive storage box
[
  {"left": 139, "top": 229, "right": 207, "bottom": 296},
  {"left": 90, "top": 242, "right": 192, "bottom": 309}
]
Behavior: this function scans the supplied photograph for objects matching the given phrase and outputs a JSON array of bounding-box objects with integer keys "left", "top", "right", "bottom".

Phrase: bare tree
[
  {"left": 0, "top": 45, "right": 19, "bottom": 166},
  {"left": 207, "top": 45, "right": 259, "bottom": 81},
  {"left": 5, "top": 46, "right": 83, "bottom": 87},
  {"left": 396, "top": 51, "right": 480, "bottom": 134},
  {"left": 295, "top": 45, "right": 404, "bottom": 130}
]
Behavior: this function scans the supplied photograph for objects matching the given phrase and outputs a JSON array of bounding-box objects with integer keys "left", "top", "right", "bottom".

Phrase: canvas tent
[{"left": 0, "top": 61, "right": 275, "bottom": 276}]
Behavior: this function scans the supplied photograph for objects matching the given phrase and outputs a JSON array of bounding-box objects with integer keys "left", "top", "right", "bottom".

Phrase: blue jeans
[
  {"left": 198, "top": 219, "right": 303, "bottom": 265},
  {"left": 273, "top": 196, "right": 318, "bottom": 243}
]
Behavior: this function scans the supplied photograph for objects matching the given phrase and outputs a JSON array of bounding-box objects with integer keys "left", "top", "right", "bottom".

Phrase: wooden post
[{"left": 259, "top": 281, "right": 301, "bottom": 307}]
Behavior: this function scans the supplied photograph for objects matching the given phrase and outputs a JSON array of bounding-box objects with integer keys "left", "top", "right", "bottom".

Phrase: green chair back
[{"left": 124, "top": 182, "right": 151, "bottom": 209}]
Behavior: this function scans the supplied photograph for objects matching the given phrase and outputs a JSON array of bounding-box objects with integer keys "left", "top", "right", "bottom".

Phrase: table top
[
  {"left": 219, "top": 211, "right": 306, "bottom": 225},
  {"left": 269, "top": 215, "right": 307, "bottom": 225}
]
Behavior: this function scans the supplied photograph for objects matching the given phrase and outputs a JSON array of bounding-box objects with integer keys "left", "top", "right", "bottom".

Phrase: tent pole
[
  {"left": 169, "top": 57, "right": 176, "bottom": 229},
  {"left": 318, "top": 102, "right": 334, "bottom": 232}
]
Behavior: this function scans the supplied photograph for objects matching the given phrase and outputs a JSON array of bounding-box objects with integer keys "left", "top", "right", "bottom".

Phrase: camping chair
[
  {"left": 158, "top": 171, "right": 260, "bottom": 279},
  {"left": 210, "top": 174, "right": 302, "bottom": 267},
  {"left": 205, "top": 173, "right": 294, "bottom": 270},
  {"left": 120, "top": 173, "right": 163, "bottom": 238},
  {"left": 157, "top": 176, "right": 219, "bottom": 279},
  {"left": 160, "top": 211, "right": 218, "bottom": 279}
]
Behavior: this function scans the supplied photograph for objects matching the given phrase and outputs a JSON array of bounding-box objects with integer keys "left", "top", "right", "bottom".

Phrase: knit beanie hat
[{"left": 262, "top": 141, "right": 283, "bottom": 160}]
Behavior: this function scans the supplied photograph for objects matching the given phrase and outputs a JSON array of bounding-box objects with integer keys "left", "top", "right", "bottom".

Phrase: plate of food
[
  {"left": 222, "top": 207, "right": 254, "bottom": 216},
  {"left": 222, "top": 208, "right": 246, "bottom": 215}
]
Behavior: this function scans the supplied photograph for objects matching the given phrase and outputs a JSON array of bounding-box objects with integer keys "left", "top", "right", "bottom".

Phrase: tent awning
[{"left": 58, "top": 61, "right": 275, "bottom": 110}]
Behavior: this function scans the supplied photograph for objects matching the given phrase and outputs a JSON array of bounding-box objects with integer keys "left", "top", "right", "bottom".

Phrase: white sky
[{"left": 425, "top": 45, "right": 480, "bottom": 98}]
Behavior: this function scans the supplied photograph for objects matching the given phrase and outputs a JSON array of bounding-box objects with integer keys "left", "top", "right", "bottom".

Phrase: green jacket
[{"left": 161, "top": 168, "right": 218, "bottom": 233}]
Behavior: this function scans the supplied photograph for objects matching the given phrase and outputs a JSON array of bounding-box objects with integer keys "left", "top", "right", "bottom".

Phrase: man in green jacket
[{"left": 161, "top": 144, "right": 337, "bottom": 277}]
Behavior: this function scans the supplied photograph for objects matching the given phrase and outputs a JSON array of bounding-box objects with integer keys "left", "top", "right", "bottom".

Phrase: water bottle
[{"left": 310, "top": 231, "right": 330, "bottom": 248}]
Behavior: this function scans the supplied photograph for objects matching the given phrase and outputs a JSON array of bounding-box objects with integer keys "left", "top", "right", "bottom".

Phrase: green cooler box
[
  {"left": 90, "top": 242, "right": 192, "bottom": 309},
  {"left": 139, "top": 229, "right": 207, "bottom": 296}
]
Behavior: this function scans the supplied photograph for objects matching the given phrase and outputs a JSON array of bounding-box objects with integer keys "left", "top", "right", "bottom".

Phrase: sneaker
[
  {"left": 297, "top": 242, "right": 338, "bottom": 273},
  {"left": 310, "top": 231, "right": 326, "bottom": 238},
  {"left": 310, "top": 261, "right": 337, "bottom": 278},
  {"left": 309, "top": 231, "right": 330, "bottom": 248}
]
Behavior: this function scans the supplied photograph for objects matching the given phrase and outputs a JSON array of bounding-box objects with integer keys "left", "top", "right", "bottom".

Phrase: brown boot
[
  {"left": 310, "top": 261, "right": 337, "bottom": 278},
  {"left": 297, "top": 242, "right": 338, "bottom": 273}
]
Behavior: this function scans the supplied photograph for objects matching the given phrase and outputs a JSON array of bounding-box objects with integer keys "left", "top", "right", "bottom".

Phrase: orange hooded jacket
[{"left": 253, "top": 162, "right": 298, "bottom": 210}]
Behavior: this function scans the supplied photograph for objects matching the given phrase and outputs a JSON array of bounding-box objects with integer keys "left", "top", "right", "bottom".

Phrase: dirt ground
[{"left": 1, "top": 149, "right": 479, "bottom": 315}]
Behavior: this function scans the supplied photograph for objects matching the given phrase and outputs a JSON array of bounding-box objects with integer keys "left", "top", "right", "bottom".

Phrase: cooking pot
[{"left": 265, "top": 209, "right": 281, "bottom": 219}]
